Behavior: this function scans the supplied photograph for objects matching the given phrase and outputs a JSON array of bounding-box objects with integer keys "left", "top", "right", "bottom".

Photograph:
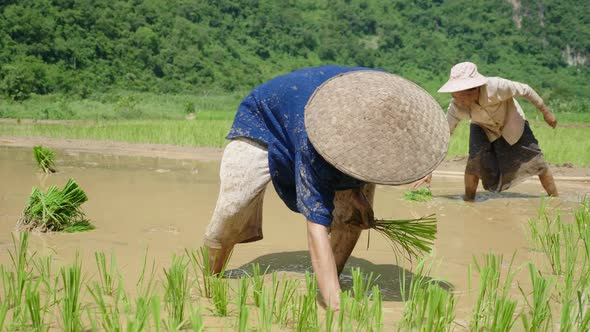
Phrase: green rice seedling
[
  {"left": 211, "top": 276, "right": 230, "bottom": 317},
  {"left": 295, "top": 272, "right": 319, "bottom": 332},
  {"left": 17, "top": 179, "right": 94, "bottom": 232},
  {"left": 324, "top": 306, "right": 335, "bottom": 332},
  {"left": 87, "top": 280, "right": 124, "bottom": 332},
  {"left": 251, "top": 263, "right": 269, "bottom": 307},
  {"left": 399, "top": 258, "right": 456, "bottom": 332},
  {"left": 162, "top": 318, "right": 185, "bottom": 332},
  {"left": 519, "top": 264, "right": 553, "bottom": 332},
  {"left": 189, "top": 306, "right": 204, "bottom": 332},
  {"left": 469, "top": 253, "right": 518, "bottom": 332},
  {"left": 32, "top": 254, "right": 58, "bottom": 307},
  {"left": 0, "top": 301, "right": 9, "bottom": 332},
  {"left": 33, "top": 145, "right": 57, "bottom": 173},
  {"left": 151, "top": 296, "right": 162, "bottom": 332},
  {"left": 258, "top": 286, "right": 274, "bottom": 332},
  {"left": 59, "top": 254, "right": 84, "bottom": 332},
  {"left": 351, "top": 268, "right": 377, "bottom": 303},
  {"left": 95, "top": 251, "right": 120, "bottom": 296},
  {"left": 274, "top": 275, "right": 299, "bottom": 326},
  {"left": 236, "top": 276, "right": 250, "bottom": 309},
  {"left": 1, "top": 232, "right": 33, "bottom": 323},
  {"left": 163, "top": 255, "right": 191, "bottom": 326},
  {"left": 403, "top": 188, "right": 433, "bottom": 202},
  {"left": 125, "top": 295, "right": 157, "bottom": 332},
  {"left": 137, "top": 248, "right": 158, "bottom": 300},
  {"left": 237, "top": 298, "right": 249, "bottom": 332},
  {"left": 185, "top": 246, "right": 229, "bottom": 298},
  {"left": 25, "top": 281, "right": 47, "bottom": 332},
  {"left": 337, "top": 291, "right": 355, "bottom": 332},
  {"left": 370, "top": 285, "right": 383, "bottom": 332},
  {"left": 372, "top": 214, "right": 437, "bottom": 260}
]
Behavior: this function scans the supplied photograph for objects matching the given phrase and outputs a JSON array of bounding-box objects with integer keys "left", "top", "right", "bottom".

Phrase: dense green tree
[{"left": 0, "top": 0, "right": 588, "bottom": 100}]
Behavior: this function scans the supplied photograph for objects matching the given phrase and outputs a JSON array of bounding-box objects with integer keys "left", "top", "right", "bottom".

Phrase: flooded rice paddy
[{"left": 1, "top": 146, "right": 589, "bottom": 330}]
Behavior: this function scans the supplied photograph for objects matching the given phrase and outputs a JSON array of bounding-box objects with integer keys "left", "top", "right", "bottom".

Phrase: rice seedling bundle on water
[
  {"left": 17, "top": 178, "right": 94, "bottom": 232},
  {"left": 33, "top": 145, "right": 57, "bottom": 173}
]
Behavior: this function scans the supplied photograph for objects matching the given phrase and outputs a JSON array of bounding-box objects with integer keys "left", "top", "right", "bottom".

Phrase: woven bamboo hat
[{"left": 304, "top": 70, "right": 449, "bottom": 185}]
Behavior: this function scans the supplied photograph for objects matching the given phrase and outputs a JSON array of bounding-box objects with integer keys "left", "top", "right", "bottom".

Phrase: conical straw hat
[{"left": 304, "top": 70, "right": 449, "bottom": 185}]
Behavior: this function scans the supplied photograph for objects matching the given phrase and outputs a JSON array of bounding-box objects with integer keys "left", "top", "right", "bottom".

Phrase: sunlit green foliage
[{"left": 0, "top": 0, "right": 588, "bottom": 103}]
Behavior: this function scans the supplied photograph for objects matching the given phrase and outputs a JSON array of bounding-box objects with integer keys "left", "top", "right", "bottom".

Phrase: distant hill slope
[{"left": 0, "top": 0, "right": 588, "bottom": 100}]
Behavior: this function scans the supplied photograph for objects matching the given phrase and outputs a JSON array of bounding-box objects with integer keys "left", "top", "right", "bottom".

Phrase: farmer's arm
[
  {"left": 306, "top": 221, "right": 341, "bottom": 310},
  {"left": 295, "top": 147, "right": 347, "bottom": 309},
  {"left": 494, "top": 78, "right": 557, "bottom": 128}
]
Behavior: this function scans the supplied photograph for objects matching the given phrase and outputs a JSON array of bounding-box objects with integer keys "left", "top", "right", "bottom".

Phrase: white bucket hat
[
  {"left": 438, "top": 62, "right": 487, "bottom": 93},
  {"left": 304, "top": 70, "right": 449, "bottom": 185}
]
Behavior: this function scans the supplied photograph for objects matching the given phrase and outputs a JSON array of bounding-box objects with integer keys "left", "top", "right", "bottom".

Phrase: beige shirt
[{"left": 446, "top": 77, "right": 545, "bottom": 145}]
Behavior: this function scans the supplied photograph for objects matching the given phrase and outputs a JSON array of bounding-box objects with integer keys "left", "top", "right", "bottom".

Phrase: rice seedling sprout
[
  {"left": 163, "top": 255, "right": 191, "bottom": 326},
  {"left": 211, "top": 276, "right": 230, "bottom": 316},
  {"left": 189, "top": 306, "right": 204, "bottom": 332},
  {"left": 519, "top": 263, "right": 553, "bottom": 332},
  {"left": 469, "top": 253, "right": 519, "bottom": 332},
  {"left": 59, "top": 254, "right": 84, "bottom": 332}
]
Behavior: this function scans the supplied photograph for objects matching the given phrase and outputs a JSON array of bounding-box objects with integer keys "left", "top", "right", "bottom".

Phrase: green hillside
[{"left": 1, "top": 0, "right": 588, "bottom": 101}]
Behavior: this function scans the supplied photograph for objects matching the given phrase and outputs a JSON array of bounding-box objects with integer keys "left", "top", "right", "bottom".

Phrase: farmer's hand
[
  {"left": 412, "top": 173, "right": 432, "bottom": 189},
  {"left": 541, "top": 105, "right": 557, "bottom": 128},
  {"left": 349, "top": 188, "right": 374, "bottom": 229}
]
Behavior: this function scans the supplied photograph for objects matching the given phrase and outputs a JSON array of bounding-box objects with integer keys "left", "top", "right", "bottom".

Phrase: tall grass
[{"left": 0, "top": 120, "right": 232, "bottom": 147}]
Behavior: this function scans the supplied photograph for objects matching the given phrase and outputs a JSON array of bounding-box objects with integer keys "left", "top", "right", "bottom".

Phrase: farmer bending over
[
  {"left": 203, "top": 66, "right": 449, "bottom": 310},
  {"left": 416, "top": 62, "right": 558, "bottom": 200}
]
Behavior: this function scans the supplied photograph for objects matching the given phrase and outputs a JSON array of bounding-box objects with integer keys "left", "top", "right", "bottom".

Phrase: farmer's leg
[
  {"left": 464, "top": 173, "right": 479, "bottom": 202},
  {"left": 330, "top": 184, "right": 375, "bottom": 275},
  {"left": 465, "top": 124, "right": 498, "bottom": 200},
  {"left": 539, "top": 168, "right": 558, "bottom": 197},
  {"left": 204, "top": 138, "right": 270, "bottom": 274}
]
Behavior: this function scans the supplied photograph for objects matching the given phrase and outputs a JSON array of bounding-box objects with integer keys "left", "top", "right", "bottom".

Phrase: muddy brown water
[{"left": 1, "top": 146, "right": 589, "bottom": 330}]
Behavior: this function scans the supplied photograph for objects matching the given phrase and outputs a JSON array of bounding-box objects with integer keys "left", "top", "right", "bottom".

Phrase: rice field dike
[{"left": 0, "top": 92, "right": 589, "bottom": 166}]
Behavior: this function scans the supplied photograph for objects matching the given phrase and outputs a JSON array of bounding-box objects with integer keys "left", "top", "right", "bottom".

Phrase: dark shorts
[{"left": 466, "top": 121, "right": 548, "bottom": 192}]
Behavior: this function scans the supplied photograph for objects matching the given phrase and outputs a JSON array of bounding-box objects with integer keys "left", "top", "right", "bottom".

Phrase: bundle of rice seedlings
[
  {"left": 371, "top": 214, "right": 437, "bottom": 260},
  {"left": 17, "top": 179, "right": 94, "bottom": 232},
  {"left": 33, "top": 145, "right": 57, "bottom": 173},
  {"left": 403, "top": 188, "right": 433, "bottom": 202}
]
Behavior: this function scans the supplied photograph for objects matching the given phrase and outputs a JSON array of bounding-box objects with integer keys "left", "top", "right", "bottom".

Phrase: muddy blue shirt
[{"left": 227, "top": 66, "right": 371, "bottom": 226}]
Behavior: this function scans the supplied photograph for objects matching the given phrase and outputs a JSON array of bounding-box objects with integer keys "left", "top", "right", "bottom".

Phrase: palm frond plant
[
  {"left": 33, "top": 145, "right": 57, "bottom": 173},
  {"left": 17, "top": 179, "right": 94, "bottom": 232},
  {"left": 371, "top": 214, "right": 437, "bottom": 260}
]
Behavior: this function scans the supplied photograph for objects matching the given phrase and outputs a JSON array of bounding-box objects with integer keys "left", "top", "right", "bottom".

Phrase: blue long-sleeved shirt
[{"left": 227, "top": 66, "right": 374, "bottom": 226}]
